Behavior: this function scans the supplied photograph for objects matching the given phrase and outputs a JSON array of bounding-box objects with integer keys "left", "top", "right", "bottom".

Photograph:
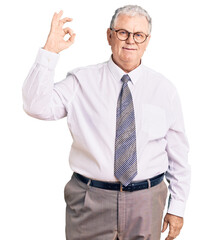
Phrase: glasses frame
[{"left": 110, "top": 28, "right": 149, "bottom": 44}]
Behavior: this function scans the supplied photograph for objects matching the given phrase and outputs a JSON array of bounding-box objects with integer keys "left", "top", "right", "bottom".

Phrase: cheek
[
  {"left": 111, "top": 42, "right": 123, "bottom": 54},
  {"left": 138, "top": 46, "right": 147, "bottom": 56}
]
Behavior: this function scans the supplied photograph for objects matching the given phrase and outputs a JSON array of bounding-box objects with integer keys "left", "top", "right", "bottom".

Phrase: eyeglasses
[{"left": 110, "top": 28, "right": 149, "bottom": 44}]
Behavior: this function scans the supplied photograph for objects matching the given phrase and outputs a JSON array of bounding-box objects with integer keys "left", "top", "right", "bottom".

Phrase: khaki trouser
[{"left": 64, "top": 173, "right": 167, "bottom": 240}]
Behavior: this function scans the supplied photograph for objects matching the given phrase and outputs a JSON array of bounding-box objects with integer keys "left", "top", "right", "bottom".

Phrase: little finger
[
  {"left": 59, "top": 17, "right": 73, "bottom": 26},
  {"left": 51, "top": 12, "right": 58, "bottom": 28}
]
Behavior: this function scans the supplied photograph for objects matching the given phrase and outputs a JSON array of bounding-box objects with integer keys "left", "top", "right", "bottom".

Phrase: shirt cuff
[
  {"left": 35, "top": 47, "right": 60, "bottom": 70},
  {"left": 167, "top": 198, "right": 186, "bottom": 217}
]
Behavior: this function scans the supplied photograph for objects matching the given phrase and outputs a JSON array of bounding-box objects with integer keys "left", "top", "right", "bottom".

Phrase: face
[{"left": 107, "top": 14, "right": 151, "bottom": 72}]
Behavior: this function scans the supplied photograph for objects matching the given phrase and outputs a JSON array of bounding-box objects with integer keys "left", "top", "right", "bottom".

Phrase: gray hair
[{"left": 110, "top": 5, "right": 152, "bottom": 34}]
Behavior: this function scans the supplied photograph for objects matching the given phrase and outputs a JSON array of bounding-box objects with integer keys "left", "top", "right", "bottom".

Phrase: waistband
[{"left": 73, "top": 172, "right": 164, "bottom": 192}]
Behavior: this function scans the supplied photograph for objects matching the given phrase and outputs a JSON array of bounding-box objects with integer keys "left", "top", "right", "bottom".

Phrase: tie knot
[{"left": 121, "top": 74, "right": 131, "bottom": 84}]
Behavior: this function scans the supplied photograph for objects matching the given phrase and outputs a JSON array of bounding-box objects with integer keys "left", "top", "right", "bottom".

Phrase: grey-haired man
[{"left": 22, "top": 5, "right": 190, "bottom": 240}]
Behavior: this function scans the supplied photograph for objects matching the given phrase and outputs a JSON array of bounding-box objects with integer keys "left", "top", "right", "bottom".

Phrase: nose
[{"left": 126, "top": 33, "right": 135, "bottom": 44}]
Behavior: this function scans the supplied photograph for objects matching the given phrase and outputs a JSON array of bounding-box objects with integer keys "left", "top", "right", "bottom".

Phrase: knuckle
[{"left": 168, "top": 233, "right": 175, "bottom": 239}]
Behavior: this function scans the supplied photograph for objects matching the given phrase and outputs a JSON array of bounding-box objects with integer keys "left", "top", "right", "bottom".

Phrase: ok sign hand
[{"left": 43, "top": 10, "right": 76, "bottom": 53}]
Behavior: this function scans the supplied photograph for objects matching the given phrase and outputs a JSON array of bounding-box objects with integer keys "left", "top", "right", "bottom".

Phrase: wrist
[{"left": 43, "top": 44, "right": 58, "bottom": 54}]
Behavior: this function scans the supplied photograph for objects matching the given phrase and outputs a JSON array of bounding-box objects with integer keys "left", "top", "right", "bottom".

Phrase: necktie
[{"left": 114, "top": 74, "right": 137, "bottom": 187}]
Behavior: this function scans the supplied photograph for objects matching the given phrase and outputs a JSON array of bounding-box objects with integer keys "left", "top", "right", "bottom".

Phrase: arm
[
  {"left": 162, "top": 90, "right": 191, "bottom": 239},
  {"left": 22, "top": 10, "right": 76, "bottom": 120}
]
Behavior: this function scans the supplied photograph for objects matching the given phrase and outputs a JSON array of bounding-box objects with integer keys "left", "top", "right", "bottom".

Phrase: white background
[{"left": 0, "top": 0, "right": 212, "bottom": 239}]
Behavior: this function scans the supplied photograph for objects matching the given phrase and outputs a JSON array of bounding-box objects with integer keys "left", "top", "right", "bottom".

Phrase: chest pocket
[{"left": 141, "top": 104, "right": 167, "bottom": 140}]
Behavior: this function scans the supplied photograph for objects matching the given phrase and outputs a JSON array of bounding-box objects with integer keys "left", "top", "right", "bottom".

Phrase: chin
[{"left": 120, "top": 55, "right": 138, "bottom": 64}]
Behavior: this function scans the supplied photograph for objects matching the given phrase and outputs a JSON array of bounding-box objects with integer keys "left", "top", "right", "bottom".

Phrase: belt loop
[
  {"left": 87, "top": 179, "right": 91, "bottom": 186},
  {"left": 147, "top": 179, "right": 151, "bottom": 189},
  {"left": 120, "top": 183, "right": 123, "bottom": 192}
]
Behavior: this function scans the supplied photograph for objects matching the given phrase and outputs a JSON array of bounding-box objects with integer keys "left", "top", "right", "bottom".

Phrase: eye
[
  {"left": 135, "top": 33, "right": 144, "bottom": 38},
  {"left": 119, "top": 30, "right": 128, "bottom": 35}
]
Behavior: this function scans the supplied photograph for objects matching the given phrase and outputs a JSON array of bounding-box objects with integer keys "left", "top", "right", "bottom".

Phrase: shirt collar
[{"left": 107, "top": 55, "right": 144, "bottom": 85}]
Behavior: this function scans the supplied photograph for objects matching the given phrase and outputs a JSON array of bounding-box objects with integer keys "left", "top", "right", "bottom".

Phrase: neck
[{"left": 112, "top": 56, "right": 141, "bottom": 73}]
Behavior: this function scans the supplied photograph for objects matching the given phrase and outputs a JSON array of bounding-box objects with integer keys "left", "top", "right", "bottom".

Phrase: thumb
[{"left": 161, "top": 218, "right": 169, "bottom": 233}]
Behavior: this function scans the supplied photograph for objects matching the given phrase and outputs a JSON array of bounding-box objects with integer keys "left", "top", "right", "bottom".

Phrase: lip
[{"left": 122, "top": 47, "right": 137, "bottom": 51}]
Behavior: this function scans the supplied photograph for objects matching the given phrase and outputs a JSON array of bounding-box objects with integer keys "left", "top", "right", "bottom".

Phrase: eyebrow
[
  {"left": 113, "top": 27, "right": 148, "bottom": 32},
  {"left": 114, "top": 28, "right": 148, "bottom": 34}
]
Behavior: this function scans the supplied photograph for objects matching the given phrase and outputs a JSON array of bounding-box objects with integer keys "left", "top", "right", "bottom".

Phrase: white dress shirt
[{"left": 22, "top": 48, "right": 191, "bottom": 217}]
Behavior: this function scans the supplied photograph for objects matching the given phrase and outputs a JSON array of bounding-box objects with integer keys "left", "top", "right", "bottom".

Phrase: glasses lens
[
  {"left": 117, "top": 30, "right": 129, "bottom": 41},
  {"left": 134, "top": 32, "right": 147, "bottom": 43}
]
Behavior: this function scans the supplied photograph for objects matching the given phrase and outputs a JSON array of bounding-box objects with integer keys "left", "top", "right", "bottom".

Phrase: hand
[
  {"left": 43, "top": 10, "right": 76, "bottom": 53},
  {"left": 161, "top": 213, "right": 184, "bottom": 240}
]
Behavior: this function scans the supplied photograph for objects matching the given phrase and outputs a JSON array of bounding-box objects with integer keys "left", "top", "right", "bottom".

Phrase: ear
[
  {"left": 107, "top": 28, "right": 112, "bottom": 46},
  {"left": 144, "top": 35, "right": 151, "bottom": 50},
  {"left": 146, "top": 35, "right": 151, "bottom": 45}
]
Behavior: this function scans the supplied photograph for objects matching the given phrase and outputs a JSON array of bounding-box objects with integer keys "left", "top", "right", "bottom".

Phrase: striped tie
[{"left": 114, "top": 74, "right": 137, "bottom": 187}]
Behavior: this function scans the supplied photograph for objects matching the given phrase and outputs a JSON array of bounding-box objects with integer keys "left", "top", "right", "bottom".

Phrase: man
[{"left": 22, "top": 5, "right": 190, "bottom": 240}]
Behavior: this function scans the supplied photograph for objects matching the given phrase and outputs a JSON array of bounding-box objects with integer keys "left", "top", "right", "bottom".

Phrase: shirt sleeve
[
  {"left": 22, "top": 48, "right": 79, "bottom": 120},
  {"left": 165, "top": 90, "right": 191, "bottom": 217}
]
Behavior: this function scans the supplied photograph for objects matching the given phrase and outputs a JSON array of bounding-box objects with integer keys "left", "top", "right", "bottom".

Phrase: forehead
[{"left": 114, "top": 14, "right": 149, "bottom": 33}]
